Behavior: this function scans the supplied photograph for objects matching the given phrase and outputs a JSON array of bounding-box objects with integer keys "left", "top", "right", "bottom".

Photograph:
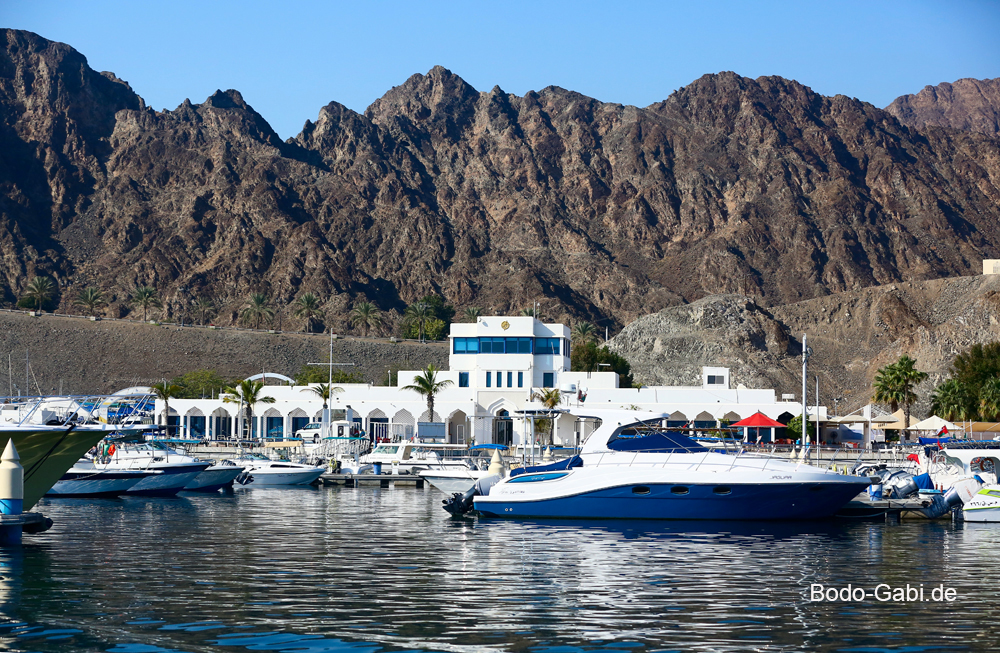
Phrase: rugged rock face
[
  {"left": 610, "top": 275, "right": 1000, "bottom": 418},
  {"left": 886, "top": 78, "right": 1000, "bottom": 137},
  {"left": 3, "top": 29, "right": 1000, "bottom": 335}
]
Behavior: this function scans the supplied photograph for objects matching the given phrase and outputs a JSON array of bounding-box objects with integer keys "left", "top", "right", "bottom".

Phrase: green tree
[
  {"left": 222, "top": 379, "right": 276, "bottom": 440},
  {"left": 571, "top": 342, "right": 633, "bottom": 388},
  {"left": 22, "top": 276, "right": 55, "bottom": 311},
  {"left": 571, "top": 321, "right": 598, "bottom": 346},
  {"left": 531, "top": 388, "right": 562, "bottom": 446},
  {"left": 131, "top": 286, "right": 162, "bottom": 322},
  {"left": 73, "top": 286, "right": 105, "bottom": 315},
  {"left": 930, "top": 378, "right": 975, "bottom": 422},
  {"left": 872, "top": 355, "right": 928, "bottom": 429},
  {"left": 980, "top": 378, "right": 1000, "bottom": 422},
  {"left": 300, "top": 383, "right": 344, "bottom": 409},
  {"left": 951, "top": 342, "right": 1000, "bottom": 404},
  {"left": 423, "top": 317, "right": 447, "bottom": 340},
  {"left": 294, "top": 364, "right": 364, "bottom": 385},
  {"left": 194, "top": 296, "right": 215, "bottom": 325},
  {"left": 241, "top": 292, "right": 274, "bottom": 329},
  {"left": 350, "top": 301, "right": 382, "bottom": 337},
  {"left": 462, "top": 307, "right": 482, "bottom": 322},
  {"left": 170, "top": 369, "right": 233, "bottom": 399},
  {"left": 784, "top": 415, "right": 814, "bottom": 443},
  {"left": 520, "top": 306, "right": 544, "bottom": 319},
  {"left": 151, "top": 381, "right": 181, "bottom": 435},
  {"left": 292, "top": 293, "right": 324, "bottom": 333},
  {"left": 401, "top": 364, "right": 453, "bottom": 422},
  {"left": 403, "top": 301, "right": 434, "bottom": 341}
]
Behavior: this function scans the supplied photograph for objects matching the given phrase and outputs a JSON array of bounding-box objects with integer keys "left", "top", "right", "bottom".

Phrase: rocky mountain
[
  {"left": 886, "top": 78, "right": 1000, "bottom": 137},
  {"left": 2, "top": 28, "right": 1000, "bottom": 335},
  {"left": 608, "top": 275, "right": 1000, "bottom": 416}
]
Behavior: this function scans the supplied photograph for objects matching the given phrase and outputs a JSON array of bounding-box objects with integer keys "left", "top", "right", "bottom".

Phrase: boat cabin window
[
  {"left": 986, "top": 490, "right": 1000, "bottom": 498},
  {"left": 373, "top": 445, "right": 400, "bottom": 455}
]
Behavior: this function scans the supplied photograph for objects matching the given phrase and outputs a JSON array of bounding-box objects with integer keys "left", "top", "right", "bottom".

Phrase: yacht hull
[
  {"left": 46, "top": 470, "right": 150, "bottom": 498},
  {"left": 124, "top": 463, "right": 211, "bottom": 496},
  {"left": 242, "top": 469, "right": 325, "bottom": 486},
  {"left": 184, "top": 466, "right": 244, "bottom": 492},
  {"left": 474, "top": 481, "right": 868, "bottom": 520},
  {"left": 2, "top": 426, "right": 113, "bottom": 510},
  {"left": 420, "top": 470, "right": 487, "bottom": 494}
]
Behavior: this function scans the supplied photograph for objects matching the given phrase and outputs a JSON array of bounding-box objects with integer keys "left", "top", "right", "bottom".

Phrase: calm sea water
[{"left": 1, "top": 486, "right": 999, "bottom": 652}]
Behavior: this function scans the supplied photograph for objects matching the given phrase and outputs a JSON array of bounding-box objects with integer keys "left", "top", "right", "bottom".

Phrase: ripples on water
[{"left": 1, "top": 486, "right": 999, "bottom": 652}]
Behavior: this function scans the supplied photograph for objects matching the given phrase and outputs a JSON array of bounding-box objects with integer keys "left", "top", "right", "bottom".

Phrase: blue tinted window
[
  {"left": 486, "top": 372, "right": 491, "bottom": 388},
  {"left": 517, "top": 372, "right": 523, "bottom": 387},
  {"left": 496, "top": 371, "right": 502, "bottom": 388},
  {"left": 507, "top": 372, "right": 513, "bottom": 387},
  {"left": 543, "top": 372, "right": 554, "bottom": 388},
  {"left": 453, "top": 337, "right": 479, "bottom": 354},
  {"left": 535, "top": 338, "right": 560, "bottom": 355},
  {"left": 480, "top": 337, "right": 506, "bottom": 354},
  {"left": 459, "top": 372, "right": 469, "bottom": 387}
]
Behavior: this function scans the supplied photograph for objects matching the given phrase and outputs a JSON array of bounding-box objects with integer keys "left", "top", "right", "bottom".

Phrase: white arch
[
  {"left": 694, "top": 411, "right": 715, "bottom": 422},
  {"left": 244, "top": 373, "right": 294, "bottom": 384},
  {"left": 392, "top": 409, "right": 414, "bottom": 425},
  {"left": 721, "top": 411, "right": 742, "bottom": 422},
  {"left": 368, "top": 408, "right": 387, "bottom": 419},
  {"left": 418, "top": 409, "right": 442, "bottom": 422},
  {"left": 185, "top": 407, "right": 205, "bottom": 417},
  {"left": 486, "top": 397, "right": 518, "bottom": 415},
  {"left": 262, "top": 407, "right": 282, "bottom": 418},
  {"left": 210, "top": 407, "right": 231, "bottom": 417},
  {"left": 288, "top": 407, "right": 308, "bottom": 418},
  {"left": 668, "top": 410, "right": 687, "bottom": 421}
]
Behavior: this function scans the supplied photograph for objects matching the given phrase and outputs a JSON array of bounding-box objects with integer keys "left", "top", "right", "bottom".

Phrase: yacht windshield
[{"left": 607, "top": 429, "right": 707, "bottom": 453}]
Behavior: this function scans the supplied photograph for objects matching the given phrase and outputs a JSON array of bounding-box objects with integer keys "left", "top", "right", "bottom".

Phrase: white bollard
[
  {"left": 488, "top": 449, "right": 506, "bottom": 477},
  {"left": 0, "top": 439, "right": 24, "bottom": 546}
]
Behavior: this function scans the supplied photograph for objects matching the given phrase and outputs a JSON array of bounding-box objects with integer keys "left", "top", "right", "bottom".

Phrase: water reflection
[{"left": 0, "top": 488, "right": 997, "bottom": 652}]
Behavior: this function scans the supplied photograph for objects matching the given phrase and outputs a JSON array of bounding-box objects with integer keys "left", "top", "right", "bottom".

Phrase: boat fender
[{"left": 108, "top": 444, "right": 116, "bottom": 456}]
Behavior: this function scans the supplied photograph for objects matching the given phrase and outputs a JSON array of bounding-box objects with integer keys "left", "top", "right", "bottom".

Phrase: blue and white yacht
[{"left": 471, "top": 410, "right": 871, "bottom": 520}]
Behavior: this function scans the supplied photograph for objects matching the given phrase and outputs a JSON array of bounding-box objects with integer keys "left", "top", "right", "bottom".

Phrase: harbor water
[{"left": 2, "top": 486, "right": 1000, "bottom": 652}]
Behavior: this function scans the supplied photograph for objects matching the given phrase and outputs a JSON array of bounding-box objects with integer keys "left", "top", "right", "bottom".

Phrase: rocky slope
[
  {"left": 0, "top": 311, "right": 447, "bottom": 395},
  {"left": 608, "top": 274, "right": 1000, "bottom": 416},
  {"left": 2, "top": 29, "right": 1000, "bottom": 335},
  {"left": 886, "top": 78, "right": 1000, "bottom": 137}
]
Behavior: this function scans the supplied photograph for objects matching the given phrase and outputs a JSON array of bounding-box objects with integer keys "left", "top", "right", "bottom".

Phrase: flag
[
  {"left": 937, "top": 425, "right": 949, "bottom": 436},
  {"left": 577, "top": 390, "right": 587, "bottom": 403}
]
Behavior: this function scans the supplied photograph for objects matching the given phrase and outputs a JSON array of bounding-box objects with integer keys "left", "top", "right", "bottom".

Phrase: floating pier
[{"left": 318, "top": 473, "right": 425, "bottom": 488}]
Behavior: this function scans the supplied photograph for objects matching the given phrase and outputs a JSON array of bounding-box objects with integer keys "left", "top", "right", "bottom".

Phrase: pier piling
[{"left": 0, "top": 440, "right": 24, "bottom": 546}]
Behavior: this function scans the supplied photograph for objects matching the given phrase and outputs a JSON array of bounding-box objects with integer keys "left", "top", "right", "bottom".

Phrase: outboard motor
[
  {"left": 235, "top": 471, "right": 255, "bottom": 486},
  {"left": 442, "top": 474, "right": 502, "bottom": 516},
  {"left": 883, "top": 471, "right": 919, "bottom": 499}
]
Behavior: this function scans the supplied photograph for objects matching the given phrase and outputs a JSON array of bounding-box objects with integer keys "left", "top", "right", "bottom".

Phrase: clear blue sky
[{"left": 6, "top": 0, "right": 999, "bottom": 139}]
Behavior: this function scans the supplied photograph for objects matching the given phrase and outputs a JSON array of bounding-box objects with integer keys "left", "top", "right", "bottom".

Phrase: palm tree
[
  {"left": 462, "top": 307, "right": 482, "bottom": 322},
  {"left": 300, "top": 383, "right": 343, "bottom": 409},
  {"left": 22, "top": 276, "right": 54, "bottom": 311},
  {"left": 350, "top": 301, "right": 382, "bottom": 337},
  {"left": 73, "top": 286, "right": 105, "bottom": 315},
  {"left": 401, "top": 364, "right": 453, "bottom": 423},
  {"left": 194, "top": 296, "right": 215, "bottom": 325},
  {"left": 531, "top": 388, "right": 562, "bottom": 446},
  {"left": 293, "top": 293, "right": 324, "bottom": 333},
  {"left": 571, "top": 321, "right": 597, "bottom": 345},
  {"left": 930, "top": 379, "right": 974, "bottom": 422},
  {"left": 980, "top": 378, "right": 1000, "bottom": 422},
  {"left": 151, "top": 381, "right": 181, "bottom": 436},
  {"left": 520, "top": 307, "right": 544, "bottom": 319},
  {"left": 404, "top": 301, "right": 433, "bottom": 342},
  {"left": 131, "top": 286, "right": 162, "bottom": 322},
  {"left": 222, "top": 379, "right": 276, "bottom": 440},
  {"left": 873, "top": 355, "right": 927, "bottom": 429},
  {"left": 241, "top": 293, "right": 274, "bottom": 329}
]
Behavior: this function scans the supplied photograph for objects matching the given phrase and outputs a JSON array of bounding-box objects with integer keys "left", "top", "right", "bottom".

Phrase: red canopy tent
[
  {"left": 731, "top": 412, "right": 785, "bottom": 444},
  {"left": 730, "top": 412, "right": 785, "bottom": 428}
]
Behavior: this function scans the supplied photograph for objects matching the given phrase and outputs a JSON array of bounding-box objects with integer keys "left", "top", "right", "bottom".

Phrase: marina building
[{"left": 160, "top": 316, "right": 821, "bottom": 448}]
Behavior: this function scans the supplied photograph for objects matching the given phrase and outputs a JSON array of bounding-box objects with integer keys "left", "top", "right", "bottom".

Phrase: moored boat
[
  {"left": 46, "top": 461, "right": 155, "bottom": 498},
  {"left": 470, "top": 410, "right": 872, "bottom": 520},
  {"left": 227, "top": 453, "right": 325, "bottom": 486},
  {"left": 184, "top": 460, "right": 245, "bottom": 492},
  {"left": 90, "top": 440, "right": 210, "bottom": 496}
]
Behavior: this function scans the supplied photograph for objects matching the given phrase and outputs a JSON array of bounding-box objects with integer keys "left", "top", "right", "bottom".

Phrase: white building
[{"left": 160, "top": 316, "right": 820, "bottom": 448}]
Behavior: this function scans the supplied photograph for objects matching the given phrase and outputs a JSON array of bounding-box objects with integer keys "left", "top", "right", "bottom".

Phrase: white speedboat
[
  {"left": 90, "top": 440, "right": 210, "bottom": 496},
  {"left": 228, "top": 453, "right": 325, "bottom": 486},
  {"left": 184, "top": 459, "right": 245, "bottom": 492},
  {"left": 359, "top": 441, "right": 470, "bottom": 474},
  {"left": 46, "top": 461, "right": 155, "bottom": 498},
  {"left": 963, "top": 485, "right": 1000, "bottom": 522},
  {"left": 469, "top": 410, "right": 871, "bottom": 520}
]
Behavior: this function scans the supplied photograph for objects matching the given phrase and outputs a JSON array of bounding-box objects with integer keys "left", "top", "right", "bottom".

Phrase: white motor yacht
[
  {"left": 46, "top": 460, "right": 155, "bottom": 498},
  {"left": 466, "top": 410, "right": 872, "bottom": 520},
  {"left": 227, "top": 453, "right": 325, "bottom": 486},
  {"left": 358, "top": 441, "right": 470, "bottom": 474},
  {"left": 419, "top": 445, "right": 509, "bottom": 494},
  {"left": 90, "top": 440, "right": 210, "bottom": 496}
]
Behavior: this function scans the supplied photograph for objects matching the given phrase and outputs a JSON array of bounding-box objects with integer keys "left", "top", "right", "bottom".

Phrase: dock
[
  {"left": 318, "top": 473, "right": 425, "bottom": 488},
  {"left": 837, "top": 497, "right": 945, "bottom": 521}
]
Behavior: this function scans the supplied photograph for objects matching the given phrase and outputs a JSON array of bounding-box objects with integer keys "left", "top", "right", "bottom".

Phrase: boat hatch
[{"left": 508, "top": 472, "right": 570, "bottom": 483}]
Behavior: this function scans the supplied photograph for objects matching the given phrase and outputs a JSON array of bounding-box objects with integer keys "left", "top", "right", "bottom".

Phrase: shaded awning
[{"left": 731, "top": 412, "right": 785, "bottom": 428}]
